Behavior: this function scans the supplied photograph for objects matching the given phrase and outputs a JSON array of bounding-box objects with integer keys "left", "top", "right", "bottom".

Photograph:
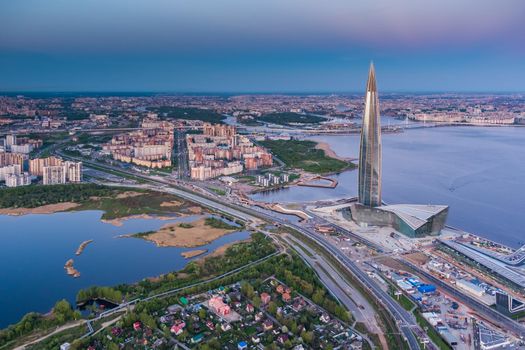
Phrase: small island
[
  {"left": 75, "top": 240, "right": 93, "bottom": 256},
  {"left": 64, "top": 259, "right": 80, "bottom": 278},
  {"left": 128, "top": 217, "right": 239, "bottom": 248},
  {"left": 181, "top": 249, "right": 208, "bottom": 259}
]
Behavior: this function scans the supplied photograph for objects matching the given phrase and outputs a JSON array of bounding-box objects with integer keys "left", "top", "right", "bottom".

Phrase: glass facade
[{"left": 358, "top": 63, "right": 382, "bottom": 207}]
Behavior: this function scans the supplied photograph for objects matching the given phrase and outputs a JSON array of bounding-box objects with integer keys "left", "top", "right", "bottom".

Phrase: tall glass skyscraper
[{"left": 358, "top": 63, "right": 382, "bottom": 207}]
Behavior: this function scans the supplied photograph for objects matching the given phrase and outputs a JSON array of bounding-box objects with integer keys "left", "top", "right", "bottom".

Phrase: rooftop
[{"left": 379, "top": 204, "right": 448, "bottom": 230}]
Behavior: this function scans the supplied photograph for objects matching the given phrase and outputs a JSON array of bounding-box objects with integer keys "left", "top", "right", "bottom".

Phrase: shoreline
[
  {"left": 125, "top": 217, "right": 238, "bottom": 248},
  {"left": 181, "top": 249, "right": 207, "bottom": 259},
  {"left": 0, "top": 202, "right": 80, "bottom": 216},
  {"left": 101, "top": 214, "right": 179, "bottom": 227},
  {"left": 315, "top": 141, "right": 349, "bottom": 161}
]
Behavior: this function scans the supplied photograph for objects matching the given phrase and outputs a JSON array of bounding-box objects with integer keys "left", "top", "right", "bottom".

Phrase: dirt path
[{"left": 13, "top": 320, "right": 85, "bottom": 350}]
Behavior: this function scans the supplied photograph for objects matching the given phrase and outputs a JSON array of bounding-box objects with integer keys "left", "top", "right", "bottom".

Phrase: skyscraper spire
[
  {"left": 358, "top": 62, "right": 382, "bottom": 207},
  {"left": 366, "top": 62, "right": 377, "bottom": 92}
]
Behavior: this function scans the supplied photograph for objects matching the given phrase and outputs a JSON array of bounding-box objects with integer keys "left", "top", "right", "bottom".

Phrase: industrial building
[{"left": 440, "top": 239, "right": 525, "bottom": 288}]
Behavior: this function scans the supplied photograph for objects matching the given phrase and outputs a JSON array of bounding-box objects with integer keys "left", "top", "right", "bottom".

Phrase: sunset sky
[{"left": 1, "top": 0, "right": 524, "bottom": 92}]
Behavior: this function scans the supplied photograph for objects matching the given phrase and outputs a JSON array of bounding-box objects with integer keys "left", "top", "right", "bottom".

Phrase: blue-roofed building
[
  {"left": 418, "top": 284, "right": 436, "bottom": 294},
  {"left": 238, "top": 341, "right": 248, "bottom": 350},
  {"left": 407, "top": 278, "right": 420, "bottom": 286}
]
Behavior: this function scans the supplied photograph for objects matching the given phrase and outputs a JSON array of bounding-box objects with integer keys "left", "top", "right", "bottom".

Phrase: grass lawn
[
  {"left": 77, "top": 191, "right": 195, "bottom": 220},
  {"left": 260, "top": 139, "right": 355, "bottom": 174}
]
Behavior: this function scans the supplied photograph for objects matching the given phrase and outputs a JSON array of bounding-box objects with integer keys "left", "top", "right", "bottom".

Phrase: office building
[
  {"left": 358, "top": 63, "right": 382, "bottom": 207},
  {"left": 347, "top": 63, "right": 449, "bottom": 237}
]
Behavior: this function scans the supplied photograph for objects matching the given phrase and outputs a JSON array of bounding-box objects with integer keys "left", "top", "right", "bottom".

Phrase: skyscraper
[{"left": 358, "top": 63, "right": 382, "bottom": 207}]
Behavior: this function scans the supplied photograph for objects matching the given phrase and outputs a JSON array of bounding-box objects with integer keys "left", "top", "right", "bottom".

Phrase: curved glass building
[{"left": 358, "top": 63, "right": 382, "bottom": 207}]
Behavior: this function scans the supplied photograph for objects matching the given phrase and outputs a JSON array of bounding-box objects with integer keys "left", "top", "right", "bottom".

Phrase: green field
[
  {"left": 260, "top": 139, "right": 355, "bottom": 174},
  {"left": 0, "top": 184, "right": 198, "bottom": 220}
]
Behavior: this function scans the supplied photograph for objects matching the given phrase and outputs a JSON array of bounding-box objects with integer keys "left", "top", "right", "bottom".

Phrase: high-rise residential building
[
  {"left": 0, "top": 151, "right": 25, "bottom": 167},
  {"left": 65, "top": 161, "right": 82, "bottom": 183},
  {"left": 6, "top": 134, "right": 17, "bottom": 148},
  {"left": 10, "top": 144, "right": 33, "bottom": 154},
  {"left": 29, "top": 156, "right": 63, "bottom": 176},
  {"left": 5, "top": 172, "right": 31, "bottom": 187},
  {"left": 43, "top": 165, "right": 67, "bottom": 185},
  {"left": 0, "top": 164, "right": 22, "bottom": 181},
  {"left": 358, "top": 63, "right": 382, "bottom": 207}
]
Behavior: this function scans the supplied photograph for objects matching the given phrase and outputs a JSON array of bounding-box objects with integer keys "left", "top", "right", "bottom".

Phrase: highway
[{"left": 276, "top": 219, "right": 422, "bottom": 350}]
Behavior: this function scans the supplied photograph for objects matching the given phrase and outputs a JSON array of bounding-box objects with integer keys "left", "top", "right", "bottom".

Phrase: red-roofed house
[
  {"left": 260, "top": 292, "right": 271, "bottom": 304},
  {"left": 170, "top": 321, "right": 186, "bottom": 335},
  {"left": 209, "top": 296, "right": 231, "bottom": 316},
  {"left": 133, "top": 321, "right": 141, "bottom": 331},
  {"left": 246, "top": 304, "right": 254, "bottom": 313}
]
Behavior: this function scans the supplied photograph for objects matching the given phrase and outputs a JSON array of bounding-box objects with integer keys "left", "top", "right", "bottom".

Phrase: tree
[
  {"left": 301, "top": 330, "right": 314, "bottom": 344},
  {"left": 198, "top": 308, "right": 207, "bottom": 320},
  {"left": 312, "top": 290, "right": 325, "bottom": 305},
  {"left": 241, "top": 281, "right": 255, "bottom": 299},
  {"left": 268, "top": 302, "right": 278, "bottom": 316}
]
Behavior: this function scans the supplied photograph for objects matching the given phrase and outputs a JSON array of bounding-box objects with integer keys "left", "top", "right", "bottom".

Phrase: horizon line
[{"left": 1, "top": 90, "right": 524, "bottom": 95}]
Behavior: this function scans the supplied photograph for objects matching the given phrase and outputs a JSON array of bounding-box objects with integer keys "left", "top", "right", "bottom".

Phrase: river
[
  {"left": 252, "top": 125, "right": 525, "bottom": 249},
  {"left": 0, "top": 211, "right": 249, "bottom": 328}
]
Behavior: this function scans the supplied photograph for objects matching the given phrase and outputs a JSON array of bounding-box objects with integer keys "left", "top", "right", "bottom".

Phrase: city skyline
[{"left": 1, "top": 0, "right": 525, "bottom": 92}]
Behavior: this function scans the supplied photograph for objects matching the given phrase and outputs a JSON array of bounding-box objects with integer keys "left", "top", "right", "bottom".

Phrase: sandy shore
[
  {"left": 181, "top": 249, "right": 207, "bottom": 259},
  {"left": 134, "top": 218, "right": 237, "bottom": 248},
  {"left": 315, "top": 141, "right": 354, "bottom": 161},
  {"left": 160, "top": 200, "right": 183, "bottom": 207},
  {"left": 0, "top": 202, "right": 80, "bottom": 216},
  {"left": 102, "top": 214, "right": 178, "bottom": 227},
  {"left": 115, "top": 191, "right": 144, "bottom": 199}
]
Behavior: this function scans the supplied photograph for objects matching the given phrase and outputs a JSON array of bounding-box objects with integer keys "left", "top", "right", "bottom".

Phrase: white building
[
  {"left": 456, "top": 279, "right": 485, "bottom": 297},
  {"left": 10, "top": 144, "right": 33, "bottom": 154},
  {"left": 65, "top": 161, "right": 82, "bottom": 183},
  {"left": 6, "top": 134, "right": 17, "bottom": 148},
  {"left": 0, "top": 164, "right": 21, "bottom": 181},
  {"left": 43, "top": 165, "right": 67, "bottom": 185},
  {"left": 6, "top": 173, "right": 31, "bottom": 187}
]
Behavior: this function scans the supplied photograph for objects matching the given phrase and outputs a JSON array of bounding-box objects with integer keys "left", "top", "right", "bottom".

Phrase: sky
[{"left": 0, "top": 0, "right": 524, "bottom": 92}]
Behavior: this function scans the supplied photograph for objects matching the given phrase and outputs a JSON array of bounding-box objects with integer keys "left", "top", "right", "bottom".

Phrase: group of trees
[
  {"left": 0, "top": 300, "right": 79, "bottom": 347},
  {"left": 0, "top": 183, "right": 116, "bottom": 209},
  {"left": 204, "top": 217, "right": 238, "bottom": 230},
  {"left": 260, "top": 139, "right": 353, "bottom": 174},
  {"left": 76, "top": 286, "right": 123, "bottom": 305}
]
